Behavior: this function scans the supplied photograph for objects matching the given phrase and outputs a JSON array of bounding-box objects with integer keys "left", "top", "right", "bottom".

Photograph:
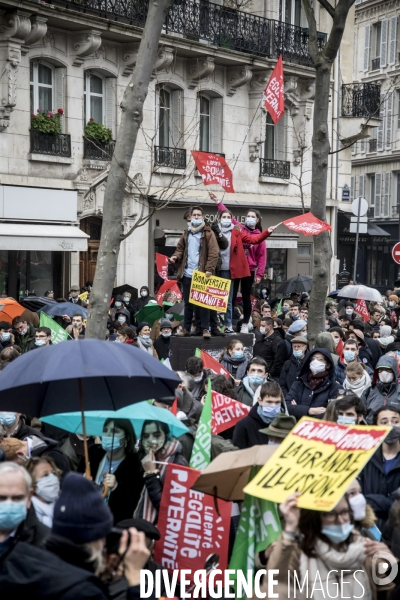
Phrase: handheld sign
[{"left": 189, "top": 270, "right": 231, "bottom": 313}]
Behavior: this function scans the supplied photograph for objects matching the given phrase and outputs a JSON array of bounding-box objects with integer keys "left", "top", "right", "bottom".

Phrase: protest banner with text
[
  {"left": 189, "top": 270, "right": 231, "bottom": 313},
  {"left": 212, "top": 391, "right": 250, "bottom": 435},
  {"left": 39, "top": 312, "right": 69, "bottom": 344},
  {"left": 244, "top": 417, "right": 390, "bottom": 511}
]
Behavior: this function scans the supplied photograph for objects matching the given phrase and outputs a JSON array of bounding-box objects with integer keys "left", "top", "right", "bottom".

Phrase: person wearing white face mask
[
  {"left": 34, "top": 326, "right": 52, "bottom": 348},
  {"left": 27, "top": 456, "right": 61, "bottom": 528},
  {"left": 78, "top": 418, "right": 144, "bottom": 523},
  {"left": 362, "top": 355, "right": 400, "bottom": 424},
  {"left": 347, "top": 479, "right": 381, "bottom": 541},
  {"left": 12, "top": 316, "right": 36, "bottom": 353},
  {"left": 0, "top": 321, "right": 14, "bottom": 349},
  {"left": 286, "top": 348, "right": 341, "bottom": 420},
  {"left": 154, "top": 319, "right": 173, "bottom": 361}
]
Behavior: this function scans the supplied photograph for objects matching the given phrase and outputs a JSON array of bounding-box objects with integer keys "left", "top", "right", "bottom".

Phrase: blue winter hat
[
  {"left": 52, "top": 472, "right": 113, "bottom": 544},
  {"left": 137, "top": 322, "right": 150, "bottom": 334},
  {"left": 288, "top": 319, "right": 307, "bottom": 334}
]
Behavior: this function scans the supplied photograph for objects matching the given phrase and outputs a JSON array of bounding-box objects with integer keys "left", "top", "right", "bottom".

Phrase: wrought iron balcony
[
  {"left": 30, "top": 129, "right": 71, "bottom": 157},
  {"left": 154, "top": 146, "right": 187, "bottom": 169},
  {"left": 369, "top": 138, "right": 377, "bottom": 152},
  {"left": 371, "top": 57, "right": 381, "bottom": 71},
  {"left": 341, "top": 83, "right": 381, "bottom": 118},
  {"left": 259, "top": 158, "right": 290, "bottom": 179},
  {"left": 48, "top": 0, "right": 326, "bottom": 63},
  {"left": 84, "top": 138, "right": 115, "bottom": 160}
]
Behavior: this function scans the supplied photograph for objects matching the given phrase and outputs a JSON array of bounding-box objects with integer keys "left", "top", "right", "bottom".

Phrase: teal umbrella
[
  {"left": 135, "top": 301, "right": 164, "bottom": 327},
  {"left": 41, "top": 400, "right": 188, "bottom": 439}
]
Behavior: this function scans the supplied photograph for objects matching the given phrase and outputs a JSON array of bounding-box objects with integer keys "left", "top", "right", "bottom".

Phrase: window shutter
[
  {"left": 352, "top": 141, "right": 357, "bottom": 155},
  {"left": 105, "top": 77, "right": 116, "bottom": 138},
  {"left": 353, "top": 29, "right": 357, "bottom": 77},
  {"left": 364, "top": 25, "right": 371, "bottom": 72},
  {"left": 381, "top": 19, "right": 388, "bottom": 68},
  {"left": 360, "top": 138, "right": 365, "bottom": 153},
  {"left": 389, "top": 17, "right": 397, "bottom": 65},
  {"left": 383, "top": 172, "right": 391, "bottom": 217},
  {"left": 377, "top": 94, "right": 384, "bottom": 151},
  {"left": 170, "top": 89, "right": 181, "bottom": 148},
  {"left": 210, "top": 97, "right": 223, "bottom": 154},
  {"left": 54, "top": 67, "right": 66, "bottom": 133},
  {"left": 359, "top": 174, "right": 365, "bottom": 199},
  {"left": 350, "top": 176, "right": 355, "bottom": 202},
  {"left": 275, "top": 114, "right": 286, "bottom": 161},
  {"left": 375, "top": 173, "right": 382, "bottom": 217},
  {"left": 386, "top": 91, "right": 393, "bottom": 150}
]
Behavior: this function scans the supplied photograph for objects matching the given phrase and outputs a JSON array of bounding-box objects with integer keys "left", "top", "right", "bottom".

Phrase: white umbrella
[{"left": 337, "top": 285, "right": 382, "bottom": 302}]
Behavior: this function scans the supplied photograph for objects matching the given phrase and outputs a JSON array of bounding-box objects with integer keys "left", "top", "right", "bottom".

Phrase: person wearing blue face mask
[
  {"left": 219, "top": 339, "right": 249, "bottom": 385},
  {"left": 279, "top": 336, "right": 309, "bottom": 396},
  {"left": 0, "top": 321, "right": 14, "bottom": 349},
  {"left": 335, "top": 339, "right": 373, "bottom": 386},
  {"left": 136, "top": 322, "right": 158, "bottom": 358},
  {"left": 34, "top": 326, "right": 52, "bottom": 348},
  {"left": 233, "top": 380, "right": 286, "bottom": 449},
  {"left": 236, "top": 357, "right": 269, "bottom": 407},
  {"left": 78, "top": 418, "right": 144, "bottom": 523},
  {"left": 154, "top": 319, "right": 173, "bottom": 361},
  {"left": 268, "top": 492, "right": 394, "bottom": 598}
]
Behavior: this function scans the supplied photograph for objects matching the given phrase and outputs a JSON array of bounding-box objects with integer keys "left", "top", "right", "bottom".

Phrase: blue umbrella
[
  {"left": 37, "top": 302, "right": 88, "bottom": 319},
  {"left": 41, "top": 401, "right": 189, "bottom": 439}
]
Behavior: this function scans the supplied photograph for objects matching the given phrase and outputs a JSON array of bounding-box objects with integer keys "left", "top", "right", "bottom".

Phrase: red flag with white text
[
  {"left": 156, "top": 253, "right": 169, "bottom": 281},
  {"left": 195, "top": 348, "right": 231, "bottom": 379},
  {"left": 212, "top": 391, "right": 250, "bottom": 435},
  {"left": 283, "top": 212, "right": 332, "bottom": 236},
  {"left": 191, "top": 151, "right": 234, "bottom": 193},
  {"left": 355, "top": 299, "right": 370, "bottom": 322},
  {"left": 263, "top": 55, "right": 285, "bottom": 124}
]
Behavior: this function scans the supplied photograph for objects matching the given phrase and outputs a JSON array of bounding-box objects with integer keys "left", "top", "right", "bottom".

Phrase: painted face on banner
[{"left": 142, "top": 422, "right": 166, "bottom": 454}]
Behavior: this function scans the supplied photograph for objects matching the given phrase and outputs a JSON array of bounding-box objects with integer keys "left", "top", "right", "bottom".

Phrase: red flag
[
  {"left": 191, "top": 151, "right": 234, "bottom": 193},
  {"left": 156, "top": 280, "right": 182, "bottom": 306},
  {"left": 156, "top": 253, "right": 169, "bottom": 281},
  {"left": 283, "top": 212, "right": 332, "bottom": 236},
  {"left": 250, "top": 295, "right": 259, "bottom": 311},
  {"left": 154, "top": 464, "right": 231, "bottom": 581},
  {"left": 336, "top": 338, "right": 344, "bottom": 358},
  {"left": 211, "top": 391, "right": 250, "bottom": 435},
  {"left": 355, "top": 299, "right": 369, "bottom": 322},
  {"left": 170, "top": 397, "right": 178, "bottom": 415},
  {"left": 196, "top": 348, "right": 231, "bottom": 379},
  {"left": 263, "top": 55, "right": 285, "bottom": 124}
]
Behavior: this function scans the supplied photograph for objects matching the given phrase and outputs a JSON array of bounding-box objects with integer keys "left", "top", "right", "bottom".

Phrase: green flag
[
  {"left": 195, "top": 347, "right": 201, "bottom": 358},
  {"left": 229, "top": 467, "right": 282, "bottom": 599},
  {"left": 39, "top": 312, "right": 69, "bottom": 344},
  {"left": 189, "top": 378, "right": 212, "bottom": 470},
  {"left": 276, "top": 298, "right": 283, "bottom": 315}
]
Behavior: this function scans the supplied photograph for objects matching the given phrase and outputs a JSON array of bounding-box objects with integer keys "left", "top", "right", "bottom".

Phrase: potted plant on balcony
[
  {"left": 84, "top": 118, "right": 113, "bottom": 144},
  {"left": 31, "top": 108, "right": 63, "bottom": 134}
]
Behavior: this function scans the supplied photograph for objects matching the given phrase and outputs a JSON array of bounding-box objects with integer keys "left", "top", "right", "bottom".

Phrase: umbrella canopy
[
  {"left": 191, "top": 444, "right": 277, "bottom": 502},
  {"left": 337, "top": 285, "right": 383, "bottom": 302},
  {"left": 166, "top": 303, "right": 184, "bottom": 317},
  {"left": 20, "top": 296, "right": 57, "bottom": 312},
  {"left": 41, "top": 401, "right": 188, "bottom": 439},
  {"left": 135, "top": 301, "right": 164, "bottom": 327},
  {"left": 0, "top": 298, "right": 25, "bottom": 323},
  {"left": 112, "top": 284, "right": 138, "bottom": 300},
  {"left": 37, "top": 302, "right": 88, "bottom": 319},
  {"left": 328, "top": 290, "right": 340, "bottom": 298},
  {"left": 277, "top": 275, "right": 313, "bottom": 295},
  {"left": 0, "top": 339, "right": 181, "bottom": 417}
]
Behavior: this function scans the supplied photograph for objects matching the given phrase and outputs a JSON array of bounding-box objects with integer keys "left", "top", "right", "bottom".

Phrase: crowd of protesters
[{"left": 2, "top": 202, "right": 400, "bottom": 597}]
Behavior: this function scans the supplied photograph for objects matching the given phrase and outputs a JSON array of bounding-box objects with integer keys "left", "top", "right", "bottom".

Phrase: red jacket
[{"left": 228, "top": 227, "right": 271, "bottom": 279}]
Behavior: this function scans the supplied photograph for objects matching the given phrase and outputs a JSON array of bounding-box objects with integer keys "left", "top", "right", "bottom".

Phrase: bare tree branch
[{"left": 315, "top": 0, "right": 335, "bottom": 19}]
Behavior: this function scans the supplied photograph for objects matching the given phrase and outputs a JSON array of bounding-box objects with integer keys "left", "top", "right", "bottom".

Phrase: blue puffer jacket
[
  {"left": 286, "top": 347, "right": 341, "bottom": 420},
  {"left": 334, "top": 358, "right": 373, "bottom": 385}
]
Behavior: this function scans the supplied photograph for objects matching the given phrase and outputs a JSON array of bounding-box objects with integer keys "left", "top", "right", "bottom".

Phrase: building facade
[{"left": 0, "top": 0, "right": 352, "bottom": 297}]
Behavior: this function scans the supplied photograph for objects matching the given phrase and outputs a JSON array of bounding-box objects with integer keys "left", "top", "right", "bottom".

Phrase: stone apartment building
[{"left": 0, "top": 0, "right": 353, "bottom": 298}]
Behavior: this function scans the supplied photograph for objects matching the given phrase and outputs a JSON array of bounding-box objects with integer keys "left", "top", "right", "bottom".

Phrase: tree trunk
[
  {"left": 85, "top": 0, "right": 172, "bottom": 339},
  {"left": 307, "top": 60, "right": 333, "bottom": 347}
]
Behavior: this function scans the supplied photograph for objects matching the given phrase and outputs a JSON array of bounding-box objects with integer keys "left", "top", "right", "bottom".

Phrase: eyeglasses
[
  {"left": 324, "top": 509, "right": 351, "bottom": 524},
  {"left": 35, "top": 335, "right": 48, "bottom": 339}
]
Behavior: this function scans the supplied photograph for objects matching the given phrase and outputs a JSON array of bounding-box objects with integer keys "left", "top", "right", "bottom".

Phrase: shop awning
[
  {"left": 366, "top": 223, "right": 391, "bottom": 237},
  {"left": 0, "top": 224, "right": 89, "bottom": 251}
]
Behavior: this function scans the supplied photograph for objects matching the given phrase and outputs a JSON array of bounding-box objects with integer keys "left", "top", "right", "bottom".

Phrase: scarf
[
  {"left": 219, "top": 222, "right": 234, "bottom": 234},
  {"left": 221, "top": 352, "right": 248, "bottom": 381},
  {"left": 256, "top": 404, "right": 275, "bottom": 425},
  {"left": 31, "top": 496, "right": 55, "bottom": 528},
  {"left": 307, "top": 369, "right": 330, "bottom": 390},
  {"left": 136, "top": 438, "right": 181, "bottom": 524},
  {"left": 378, "top": 336, "right": 395, "bottom": 347},
  {"left": 188, "top": 222, "right": 205, "bottom": 234},
  {"left": 298, "top": 533, "right": 371, "bottom": 600},
  {"left": 343, "top": 371, "right": 371, "bottom": 397},
  {"left": 137, "top": 335, "right": 153, "bottom": 354}
]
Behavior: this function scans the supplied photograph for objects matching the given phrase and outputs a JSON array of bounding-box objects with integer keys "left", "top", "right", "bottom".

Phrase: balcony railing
[
  {"left": 30, "top": 130, "right": 71, "bottom": 157},
  {"left": 48, "top": 0, "right": 326, "bottom": 63},
  {"left": 341, "top": 83, "right": 381, "bottom": 118},
  {"left": 371, "top": 57, "right": 381, "bottom": 71},
  {"left": 154, "top": 146, "right": 187, "bottom": 169},
  {"left": 84, "top": 138, "right": 115, "bottom": 160},
  {"left": 369, "top": 138, "right": 377, "bottom": 152},
  {"left": 259, "top": 158, "right": 290, "bottom": 179}
]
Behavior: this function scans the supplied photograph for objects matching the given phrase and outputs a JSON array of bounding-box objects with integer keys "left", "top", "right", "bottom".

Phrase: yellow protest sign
[
  {"left": 189, "top": 270, "right": 231, "bottom": 313},
  {"left": 243, "top": 417, "right": 390, "bottom": 512}
]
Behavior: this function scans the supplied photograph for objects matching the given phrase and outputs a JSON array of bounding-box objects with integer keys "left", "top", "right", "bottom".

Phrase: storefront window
[
  {"left": 0, "top": 251, "right": 61, "bottom": 299},
  {"left": 367, "top": 245, "right": 395, "bottom": 287},
  {"left": 266, "top": 249, "right": 287, "bottom": 283},
  {"left": 30, "top": 251, "right": 53, "bottom": 297},
  {"left": 0, "top": 251, "right": 9, "bottom": 296}
]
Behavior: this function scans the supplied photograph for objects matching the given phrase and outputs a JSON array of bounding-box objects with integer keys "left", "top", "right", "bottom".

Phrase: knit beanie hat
[
  {"left": 160, "top": 319, "right": 173, "bottom": 330},
  {"left": 137, "top": 322, "right": 150, "bottom": 334},
  {"left": 389, "top": 295, "right": 399, "bottom": 303},
  {"left": 52, "top": 472, "right": 113, "bottom": 544},
  {"left": 288, "top": 320, "right": 307, "bottom": 334}
]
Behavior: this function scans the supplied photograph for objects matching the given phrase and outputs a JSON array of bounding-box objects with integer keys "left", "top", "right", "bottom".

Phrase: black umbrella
[
  {"left": 0, "top": 339, "right": 180, "bottom": 477},
  {"left": 37, "top": 302, "right": 88, "bottom": 319},
  {"left": 20, "top": 296, "right": 57, "bottom": 311},
  {"left": 166, "top": 302, "right": 184, "bottom": 316},
  {"left": 277, "top": 275, "right": 313, "bottom": 295},
  {"left": 112, "top": 284, "right": 138, "bottom": 300}
]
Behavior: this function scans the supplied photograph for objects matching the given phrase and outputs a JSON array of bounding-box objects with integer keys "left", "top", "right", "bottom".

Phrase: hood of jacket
[
  {"left": 372, "top": 355, "right": 399, "bottom": 386},
  {"left": 298, "top": 347, "right": 336, "bottom": 381},
  {"left": 315, "top": 332, "right": 336, "bottom": 354},
  {"left": 115, "top": 308, "right": 130, "bottom": 320}
]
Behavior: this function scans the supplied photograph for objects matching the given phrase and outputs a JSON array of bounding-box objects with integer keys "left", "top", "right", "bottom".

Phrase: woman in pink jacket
[{"left": 210, "top": 193, "right": 268, "bottom": 334}]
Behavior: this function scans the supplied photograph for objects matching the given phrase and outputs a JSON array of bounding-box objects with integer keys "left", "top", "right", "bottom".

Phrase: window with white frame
[
  {"left": 369, "top": 174, "right": 376, "bottom": 215},
  {"left": 281, "top": 0, "right": 301, "bottom": 26},
  {"left": 199, "top": 94, "right": 222, "bottom": 154},
  {"left": 30, "top": 61, "right": 54, "bottom": 115},
  {"left": 84, "top": 71, "right": 116, "bottom": 136},
  {"left": 264, "top": 112, "right": 286, "bottom": 161},
  {"left": 157, "top": 86, "right": 182, "bottom": 148}
]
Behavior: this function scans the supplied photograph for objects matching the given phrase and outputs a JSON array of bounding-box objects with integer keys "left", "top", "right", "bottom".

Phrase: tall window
[
  {"left": 264, "top": 112, "right": 286, "bottom": 161},
  {"left": 264, "top": 114, "right": 275, "bottom": 159},
  {"left": 199, "top": 96, "right": 210, "bottom": 152},
  {"left": 30, "top": 62, "right": 53, "bottom": 115},
  {"left": 159, "top": 88, "right": 171, "bottom": 147},
  {"left": 84, "top": 72, "right": 104, "bottom": 124},
  {"left": 281, "top": 0, "right": 301, "bottom": 26}
]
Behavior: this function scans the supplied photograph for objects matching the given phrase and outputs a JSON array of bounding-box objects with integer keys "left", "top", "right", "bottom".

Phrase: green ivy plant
[
  {"left": 31, "top": 109, "right": 63, "bottom": 134},
  {"left": 84, "top": 119, "right": 113, "bottom": 143}
]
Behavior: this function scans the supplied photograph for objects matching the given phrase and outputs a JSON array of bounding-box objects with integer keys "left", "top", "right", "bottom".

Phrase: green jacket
[
  {"left": 178, "top": 419, "right": 238, "bottom": 463},
  {"left": 14, "top": 323, "right": 37, "bottom": 353}
]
